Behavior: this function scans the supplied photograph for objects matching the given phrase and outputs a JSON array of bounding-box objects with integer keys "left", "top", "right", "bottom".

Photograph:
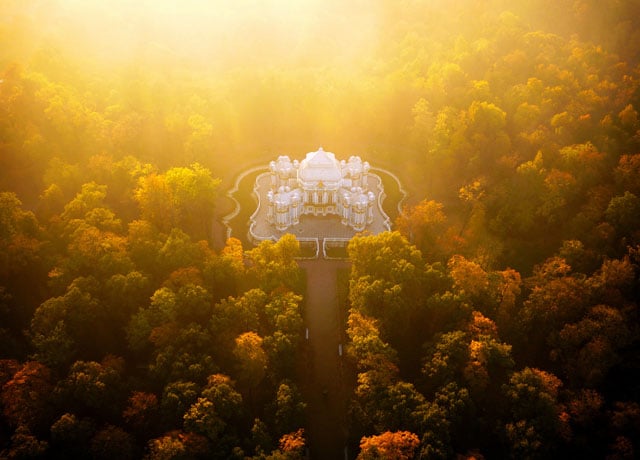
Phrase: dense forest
[{"left": 1, "top": 0, "right": 640, "bottom": 458}]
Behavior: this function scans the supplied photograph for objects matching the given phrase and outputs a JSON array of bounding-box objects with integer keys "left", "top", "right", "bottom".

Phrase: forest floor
[{"left": 298, "top": 259, "right": 353, "bottom": 460}]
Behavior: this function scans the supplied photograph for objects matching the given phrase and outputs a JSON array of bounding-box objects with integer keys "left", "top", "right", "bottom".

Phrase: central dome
[{"left": 298, "top": 147, "right": 342, "bottom": 186}]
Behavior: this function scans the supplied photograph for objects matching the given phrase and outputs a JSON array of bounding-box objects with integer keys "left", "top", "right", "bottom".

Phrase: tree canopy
[{"left": 1, "top": 0, "right": 640, "bottom": 458}]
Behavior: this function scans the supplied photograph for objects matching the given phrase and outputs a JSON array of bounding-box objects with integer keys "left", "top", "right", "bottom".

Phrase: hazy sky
[{"left": 39, "top": 0, "right": 381, "bottom": 70}]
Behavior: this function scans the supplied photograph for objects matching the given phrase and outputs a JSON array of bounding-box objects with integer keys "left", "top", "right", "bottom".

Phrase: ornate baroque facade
[{"left": 266, "top": 148, "right": 376, "bottom": 231}]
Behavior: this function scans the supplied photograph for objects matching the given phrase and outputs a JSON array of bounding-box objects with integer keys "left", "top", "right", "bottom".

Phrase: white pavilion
[{"left": 266, "top": 148, "right": 376, "bottom": 232}]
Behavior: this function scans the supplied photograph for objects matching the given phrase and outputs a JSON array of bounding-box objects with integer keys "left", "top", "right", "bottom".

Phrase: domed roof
[{"left": 298, "top": 147, "right": 342, "bottom": 184}]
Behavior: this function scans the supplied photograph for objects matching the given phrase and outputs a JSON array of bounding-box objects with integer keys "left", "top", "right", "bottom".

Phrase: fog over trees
[{"left": 1, "top": 0, "right": 640, "bottom": 458}]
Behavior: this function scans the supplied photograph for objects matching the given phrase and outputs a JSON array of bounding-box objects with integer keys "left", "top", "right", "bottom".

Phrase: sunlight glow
[{"left": 52, "top": 0, "right": 376, "bottom": 68}]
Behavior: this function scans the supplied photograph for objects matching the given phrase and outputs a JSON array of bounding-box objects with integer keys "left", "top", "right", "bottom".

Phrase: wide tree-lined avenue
[{"left": 298, "top": 259, "right": 351, "bottom": 459}]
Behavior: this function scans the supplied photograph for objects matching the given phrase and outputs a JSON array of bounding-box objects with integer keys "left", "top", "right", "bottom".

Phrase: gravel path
[{"left": 298, "top": 259, "right": 352, "bottom": 460}]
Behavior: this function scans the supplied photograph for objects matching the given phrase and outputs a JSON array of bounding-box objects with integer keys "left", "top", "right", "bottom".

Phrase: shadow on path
[{"left": 298, "top": 259, "right": 353, "bottom": 460}]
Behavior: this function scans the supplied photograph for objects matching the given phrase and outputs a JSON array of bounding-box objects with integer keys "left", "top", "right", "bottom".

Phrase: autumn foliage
[{"left": 1, "top": 0, "right": 640, "bottom": 458}]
